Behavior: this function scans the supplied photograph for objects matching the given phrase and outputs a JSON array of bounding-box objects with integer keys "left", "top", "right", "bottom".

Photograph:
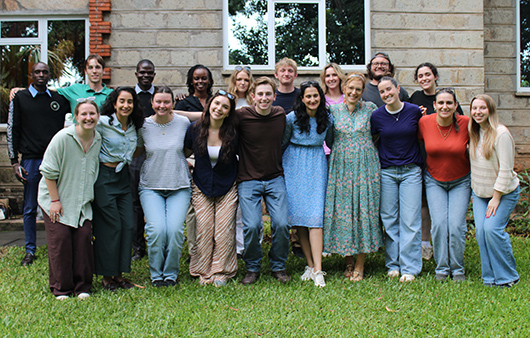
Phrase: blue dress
[{"left": 282, "top": 112, "right": 333, "bottom": 228}]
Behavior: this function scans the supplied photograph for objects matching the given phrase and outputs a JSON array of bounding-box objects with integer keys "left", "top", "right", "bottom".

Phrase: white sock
[{"left": 422, "top": 241, "right": 432, "bottom": 247}]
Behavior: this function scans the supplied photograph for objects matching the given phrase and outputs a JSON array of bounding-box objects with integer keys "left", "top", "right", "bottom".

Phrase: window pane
[
  {"left": 275, "top": 3, "right": 319, "bottom": 67},
  {"left": 47, "top": 20, "right": 86, "bottom": 86},
  {"left": 0, "top": 45, "right": 41, "bottom": 123},
  {"left": 326, "top": 0, "right": 365, "bottom": 64},
  {"left": 228, "top": 0, "right": 268, "bottom": 65},
  {"left": 520, "top": 0, "right": 530, "bottom": 87},
  {"left": 1, "top": 21, "right": 38, "bottom": 38}
]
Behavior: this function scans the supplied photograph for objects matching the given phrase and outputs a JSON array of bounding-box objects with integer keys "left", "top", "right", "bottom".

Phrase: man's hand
[{"left": 12, "top": 163, "right": 27, "bottom": 184}]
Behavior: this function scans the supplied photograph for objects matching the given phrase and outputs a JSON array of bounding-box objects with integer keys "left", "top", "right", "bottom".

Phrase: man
[
  {"left": 273, "top": 57, "right": 299, "bottom": 113},
  {"left": 362, "top": 52, "right": 409, "bottom": 107},
  {"left": 131, "top": 59, "right": 156, "bottom": 261},
  {"left": 237, "top": 76, "right": 291, "bottom": 285},
  {"left": 7, "top": 62, "right": 70, "bottom": 266},
  {"left": 57, "top": 54, "right": 112, "bottom": 112}
]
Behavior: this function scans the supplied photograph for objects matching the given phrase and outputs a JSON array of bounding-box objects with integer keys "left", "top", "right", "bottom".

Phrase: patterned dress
[
  {"left": 282, "top": 112, "right": 333, "bottom": 228},
  {"left": 323, "top": 101, "right": 383, "bottom": 255}
]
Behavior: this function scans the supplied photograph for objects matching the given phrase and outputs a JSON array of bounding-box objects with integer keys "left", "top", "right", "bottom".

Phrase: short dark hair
[
  {"left": 137, "top": 59, "right": 155, "bottom": 72},
  {"left": 366, "top": 52, "right": 395, "bottom": 80}
]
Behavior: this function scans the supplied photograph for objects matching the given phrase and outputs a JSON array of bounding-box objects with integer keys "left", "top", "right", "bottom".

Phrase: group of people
[{"left": 7, "top": 52, "right": 521, "bottom": 299}]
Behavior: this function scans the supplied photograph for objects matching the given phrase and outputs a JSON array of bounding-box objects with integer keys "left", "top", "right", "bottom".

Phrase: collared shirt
[
  {"left": 135, "top": 84, "right": 155, "bottom": 117},
  {"left": 28, "top": 84, "right": 52, "bottom": 97},
  {"left": 38, "top": 125, "right": 102, "bottom": 228},
  {"left": 56, "top": 83, "right": 112, "bottom": 112},
  {"left": 96, "top": 114, "right": 138, "bottom": 172}
]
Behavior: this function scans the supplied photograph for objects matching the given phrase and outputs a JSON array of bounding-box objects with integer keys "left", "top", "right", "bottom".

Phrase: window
[
  {"left": 518, "top": 0, "right": 530, "bottom": 91},
  {"left": 0, "top": 17, "right": 88, "bottom": 123},
  {"left": 224, "top": 0, "right": 370, "bottom": 71}
]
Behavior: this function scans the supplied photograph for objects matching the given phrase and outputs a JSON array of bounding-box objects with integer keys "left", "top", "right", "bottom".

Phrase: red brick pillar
[{"left": 89, "top": 0, "right": 112, "bottom": 80}]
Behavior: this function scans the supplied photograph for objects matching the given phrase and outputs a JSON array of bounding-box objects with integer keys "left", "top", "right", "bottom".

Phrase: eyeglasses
[
  {"left": 372, "top": 62, "right": 389, "bottom": 68},
  {"left": 76, "top": 96, "right": 96, "bottom": 103},
  {"left": 235, "top": 66, "right": 251, "bottom": 72},
  {"left": 217, "top": 89, "right": 235, "bottom": 100}
]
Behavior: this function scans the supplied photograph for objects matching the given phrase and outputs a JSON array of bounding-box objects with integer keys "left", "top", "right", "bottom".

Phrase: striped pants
[{"left": 189, "top": 183, "right": 238, "bottom": 284}]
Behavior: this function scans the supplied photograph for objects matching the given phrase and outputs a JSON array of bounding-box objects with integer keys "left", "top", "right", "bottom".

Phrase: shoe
[
  {"left": 350, "top": 270, "right": 363, "bottom": 282},
  {"left": 21, "top": 253, "right": 36, "bottom": 266},
  {"left": 435, "top": 273, "right": 448, "bottom": 282},
  {"left": 241, "top": 271, "right": 260, "bottom": 285},
  {"left": 301, "top": 266, "right": 313, "bottom": 281},
  {"left": 114, "top": 278, "right": 135, "bottom": 289},
  {"left": 152, "top": 280, "right": 168, "bottom": 287},
  {"left": 343, "top": 264, "right": 354, "bottom": 278},
  {"left": 387, "top": 270, "right": 400, "bottom": 278},
  {"left": 452, "top": 274, "right": 466, "bottom": 283},
  {"left": 399, "top": 274, "right": 415, "bottom": 283},
  {"left": 56, "top": 295, "right": 69, "bottom": 300},
  {"left": 131, "top": 249, "right": 145, "bottom": 261},
  {"left": 102, "top": 280, "right": 118, "bottom": 292},
  {"left": 77, "top": 293, "right": 90, "bottom": 300},
  {"left": 422, "top": 245, "right": 433, "bottom": 260},
  {"left": 271, "top": 270, "right": 291, "bottom": 284},
  {"left": 313, "top": 270, "right": 326, "bottom": 287},
  {"left": 165, "top": 279, "right": 178, "bottom": 287},
  {"left": 497, "top": 279, "right": 519, "bottom": 288},
  {"left": 213, "top": 280, "right": 227, "bottom": 287}
]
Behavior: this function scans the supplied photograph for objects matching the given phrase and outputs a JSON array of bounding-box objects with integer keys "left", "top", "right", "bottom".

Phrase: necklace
[
  {"left": 80, "top": 137, "right": 93, "bottom": 153},
  {"left": 437, "top": 123, "right": 453, "bottom": 140},
  {"left": 390, "top": 111, "right": 401, "bottom": 122}
]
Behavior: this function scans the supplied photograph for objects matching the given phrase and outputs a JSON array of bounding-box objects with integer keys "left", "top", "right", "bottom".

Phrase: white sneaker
[
  {"left": 387, "top": 270, "right": 400, "bottom": 278},
  {"left": 300, "top": 266, "right": 313, "bottom": 281},
  {"left": 56, "top": 295, "right": 69, "bottom": 300},
  {"left": 313, "top": 270, "right": 326, "bottom": 287},
  {"left": 399, "top": 274, "right": 415, "bottom": 283},
  {"left": 77, "top": 293, "right": 90, "bottom": 300},
  {"left": 422, "top": 245, "right": 433, "bottom": 260}
]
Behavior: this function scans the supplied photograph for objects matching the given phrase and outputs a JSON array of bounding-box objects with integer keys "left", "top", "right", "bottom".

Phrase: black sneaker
[
  {"left": 21, "top": 253, "right": 36, "bottom": 266},
  {"left": 152, "top": 280, "right": 168, "bottom": 287}
]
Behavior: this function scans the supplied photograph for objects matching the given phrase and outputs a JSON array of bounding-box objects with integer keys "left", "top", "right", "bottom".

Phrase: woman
[
  {"left": 320, "top": 63, "right": 346, "bottom": 106},
  {"left": 185, "top": 90, "right": 239, "bottom": 286},
  {"left": 228, "top": 66, "right": 254, "bottom": 108},
  {"left": 418, "top": 88, "right": 470, "bottom": 282},
  {"left": 175, "top": 64, "right": 214, "bottom": 113},
  {"left": 469, "top": 94, "right": 520, "bottom": 287},
  {"left": 137, "top": 86, "right": 191, "bottom": 287},
  {"left": 371, "top": 76, "right": 423, "bottom": 282},
  {"left": 283, "top": 81, "right": 333, "bottom": 287},
  {"left": 38, "top": 99, "right": 102, "bottom": 299},
  {"left": 323, "top": 73, "right": 382, "bottom": 282},
  {"left": 92, "top": 87, "right": 144, "bottom": 291}
]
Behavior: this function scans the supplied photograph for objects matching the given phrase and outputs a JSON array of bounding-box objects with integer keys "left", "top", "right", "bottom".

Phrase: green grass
[{"left": 1, "top": 235, "right": 529, "bottom": 337}]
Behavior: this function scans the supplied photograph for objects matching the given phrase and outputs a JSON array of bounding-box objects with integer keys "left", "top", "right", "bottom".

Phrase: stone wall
[{"left": 0, "top": 0, "right": 86, "bottom": 13}]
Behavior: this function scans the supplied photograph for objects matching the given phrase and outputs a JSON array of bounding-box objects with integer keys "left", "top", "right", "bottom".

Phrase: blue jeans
[
  {"left": 381, "top": 164, "right": 423, "bottom": 275},
  {"left": 21, "top": 158, "right": 42, "bottom": 254},
  {"left": 473, "top": 186, "right": 520, "bottom": 285},
  {"left": 424, "top": 172, "right": 471, "bottom": 276},
  {"left": 238, "top": 176, "right": 290, "bottom": 272},
  {"left": 139, "top": 188, "right": 191, "bottom": 282}
]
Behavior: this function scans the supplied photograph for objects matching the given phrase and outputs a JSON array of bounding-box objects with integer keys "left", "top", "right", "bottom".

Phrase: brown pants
[{"left": 43, "top": 210, "right": 94, "bottom": 296}]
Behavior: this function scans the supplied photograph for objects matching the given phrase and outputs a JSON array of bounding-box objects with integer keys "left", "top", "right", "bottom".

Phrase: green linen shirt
[
  {"left": 38, "top": 125, "right": 102, "bottom": 228},
  {"left": 57, "top": 83, "right": 112, "bottom": 113}
]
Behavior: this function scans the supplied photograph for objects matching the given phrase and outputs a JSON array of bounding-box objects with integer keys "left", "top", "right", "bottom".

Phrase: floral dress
[{"left": 323, "top": 101, "right": 383, "bottom": 255}]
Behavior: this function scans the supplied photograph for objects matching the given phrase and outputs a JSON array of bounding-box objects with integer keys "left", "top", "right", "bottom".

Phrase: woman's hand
[
  {"left": 419, "top": 105, "right": 427, "bottom": 116},
  {"left": 486, "top": 191, "right": 503, "bottom": 218},
  {"left": 49, "top": 201, "right": 63, "bottom": 223}
]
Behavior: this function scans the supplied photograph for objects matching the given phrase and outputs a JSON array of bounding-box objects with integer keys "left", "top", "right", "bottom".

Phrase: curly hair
[
  {"left": 292, "top": 81, "right": 331, "bottom": 135},
  {"left": 100, "top": 86, "right": 144, "bottom": 131}
]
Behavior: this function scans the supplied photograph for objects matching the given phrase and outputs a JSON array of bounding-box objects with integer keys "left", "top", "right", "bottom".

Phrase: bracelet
[{"left": 51, "top": 199, "right": 60, "bottom": 203}]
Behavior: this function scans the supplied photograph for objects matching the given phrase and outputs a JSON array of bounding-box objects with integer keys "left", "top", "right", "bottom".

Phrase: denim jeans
[
  {"left": 238, "top": 176, "right": 290, "bottom": 272},
  {"left": 473, "top": 186, "right": 520, "bottom": 285},
  {"left": 381, "top": 164, "right": 423, "bottom": 275},
  {"left": 139, "top": 188, "right": 191, "bottom": 282},
  {"left": 424, "top": 172, "right": 471, "bottom": 276},
  {"left": 21, "top": 158, "right": 42, "bottom": 254}
]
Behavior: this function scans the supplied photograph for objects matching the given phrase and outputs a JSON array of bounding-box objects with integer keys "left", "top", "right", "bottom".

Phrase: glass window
[
  {"left": 225, "top": 0, "right": 369, "bottom": 70},
  {"left": 1, "top": 21, "right": 38, "bottom": 38}
]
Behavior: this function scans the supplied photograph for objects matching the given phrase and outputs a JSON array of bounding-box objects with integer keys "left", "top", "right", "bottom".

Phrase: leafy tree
[{"left": 521, "top": 0, "right": 530, "bottom": 86}]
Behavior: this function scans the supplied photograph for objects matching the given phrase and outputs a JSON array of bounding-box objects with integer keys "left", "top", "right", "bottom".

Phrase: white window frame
[
  {"left": 516, "top": 0, "right": 530, "bottom": 92},
  {"left": 223, "top": 0, "right": 371, "bottom": 71}
]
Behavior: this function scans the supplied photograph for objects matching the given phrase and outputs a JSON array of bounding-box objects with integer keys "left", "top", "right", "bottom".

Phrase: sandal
[
  {"left": 102, "top": 280, "right": 118, "bottom": 292},
  {"left": 343, "top": 264, "right": 354, "bottom": 278},
  {"left": 114, "top": 278, "right": 135, "bottom": 289},
  {"left": 350, "top": 270, "right": 363, "bottom": 282}
]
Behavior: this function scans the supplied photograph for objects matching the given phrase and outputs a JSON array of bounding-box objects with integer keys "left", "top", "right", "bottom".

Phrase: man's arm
[{"left": 7, "top": 97, "right": 28, "bottom": 183}]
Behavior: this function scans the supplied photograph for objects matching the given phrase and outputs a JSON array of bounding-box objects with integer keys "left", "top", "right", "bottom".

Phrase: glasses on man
[
  {"left": 372, "top": 62, "right": 389, "bottom": 68},
  {"left": 217, "top": 89, "right": 235, "bottom": 100}
]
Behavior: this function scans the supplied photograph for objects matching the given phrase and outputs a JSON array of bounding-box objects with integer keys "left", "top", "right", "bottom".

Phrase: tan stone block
[
  {"left": 189, "top": 31, "right": 222, "bottom": 47},
  {"left": 19, "top": 0, "right": 86, "bottom": 11},
  {"left": 485, "top": 42, "right": 515, "bottom": 58},
  {"left": 484, "top": 8, "right": 515, "bottom": 25},
  {"left": 371, "top": 0, "right": 483, "bottom": 13},
  {"left": 110, "top": 50, "right": 142, "bottom": 68},
  {"left": 156, "top": 31, "right": 190, "bottom": 47},
  {"left": 485, "top": 0, "right": 514, "bottom": 8},
  {"left": 170, "top": 51, "right": 196, "bottom": 66},
  {"left": 154, "top": 69, "right": 185, "bottom": 86},
  {"left": 197, "top": 50, "right": 221, "bottom": 66},
  {"left": 497, "top": 94, "right": 530, "bottom": 109},
  {"left": 382, "top": 50, "right": 484, "bottom": 68},
  {"left": 486, "top": 75, "right": 515, "bottom": 91},
  {"left": 484, "top": 26, "right": 515, "bottom": 42},
  {"left": 110, "top": 0, "right": 157, "bottom": 10},
  {"left": 509, "top": 126, "right": 530, "bottom": 144},
  {"left": 108, "top": 31, "right": 156, "bottom": 47},
  {"left": 485, "top": 58, "right": 516, "bottom": 75},
  {"left": 139, "top": 50, "right": 172, "bottom": 66},
  {"left": 200, "top": 13, "right": 222, "bottom": 29},
  {"left": 109, "top": 69, "right": 136, "bottom": 87},
  {"left": 373, "top": 31, "right": 483, "bottom": 49},
  {"left": 497, "top": 109, "right": 530, "bottom": 127},
  {"left": 371, "top": 13, "right": 483, "bottom": 30},
  {"left": 158, "top": 0, "right": 205, "bottom": 10}
]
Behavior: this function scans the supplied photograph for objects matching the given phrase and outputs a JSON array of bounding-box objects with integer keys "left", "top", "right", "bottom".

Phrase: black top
[
  {"left": 137, "top": 91, "right": 155, "bottom": 117},
  {"left": 8, "top": 88, "right": 70, "bottom": 164},
  {"left": 409, "top": 90, "right": 464, "bottom": 115},
  {"left": 184, "top": 122, "right": 238, "bottom": 197},
  {"left": 175, "top": 95, "right": 212, "bottom": 112},
  {"left": 273, "top": 88, "right": 300, "bottom": 113}
]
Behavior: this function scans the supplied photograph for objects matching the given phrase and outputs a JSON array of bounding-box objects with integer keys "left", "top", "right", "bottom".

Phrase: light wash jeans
[
  {"left": 381, "top": 164, "right": 423, "bottom": 276},
  {"left": 424, "top": 172, "right": 471, "bottom": 277},
  {"left": 139, "top": 188, "right": 191, "bottom": 282},
  {"left": 238, "top": 176, "right": 290, "bottom": 272},
  {"left": 473, "top": 186, "right": 520, "bottom": 285}
]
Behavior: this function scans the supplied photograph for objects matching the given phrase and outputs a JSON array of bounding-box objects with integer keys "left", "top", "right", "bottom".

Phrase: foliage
[{"left": 520, "top": 0, "right": 530, "bottom": 85}]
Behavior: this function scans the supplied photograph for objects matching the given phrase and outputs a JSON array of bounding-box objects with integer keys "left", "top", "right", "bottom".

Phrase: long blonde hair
[
  {"left": 468, "top": 94, "right": 499, "bottom": 160},
  {"left": 228, "top": 68, "right": 254, "bottom": 106},
  {"left": 320, "top": 63, "right": 346, "bottom": 95}
]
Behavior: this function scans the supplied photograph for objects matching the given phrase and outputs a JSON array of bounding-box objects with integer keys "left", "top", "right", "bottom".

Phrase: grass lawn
[{"left": 1, "top": 232, "right": 529, "bottom": 337}]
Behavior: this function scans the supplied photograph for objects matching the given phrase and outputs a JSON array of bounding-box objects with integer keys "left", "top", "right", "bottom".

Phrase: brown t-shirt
[{"left": 236, "top": 105, "right": 286, "bottom": 183}]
